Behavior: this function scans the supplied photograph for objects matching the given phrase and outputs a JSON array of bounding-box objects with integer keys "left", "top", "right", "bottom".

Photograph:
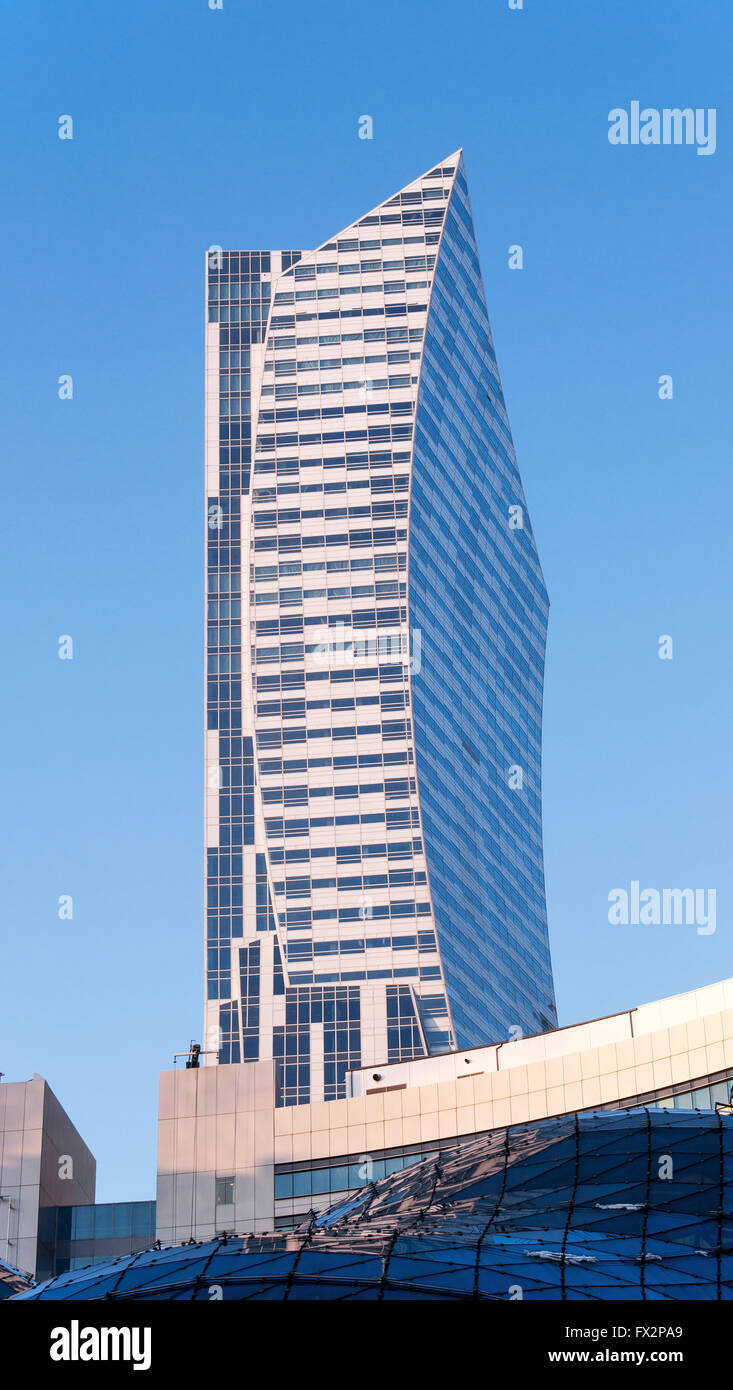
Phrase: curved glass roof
[
  {"left": 0, "top": 1256, "right": 33, "bottom": 1300},
  {"left": 13, "top": 1108, "right": 733, "bottom": 1300}
]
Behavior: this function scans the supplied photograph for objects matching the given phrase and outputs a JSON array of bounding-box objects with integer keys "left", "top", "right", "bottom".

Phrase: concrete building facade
[{"left": 0, "top": 1075, "right": 95, "bottom": 1279}]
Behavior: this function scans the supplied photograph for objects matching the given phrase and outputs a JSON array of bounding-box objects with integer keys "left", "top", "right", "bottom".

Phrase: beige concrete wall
[
  {"left": 157, "top": 1060, "right": 276, "bottom": 1242},
  {"left": 347, "top": 978, "right": 733, "bottom": 1096},
  {"left": 0, "top": 1076, "right": 96, "bottom": 1277},
  {"left": 274, "top": 986, "right": 733, "bottom": 1167}
]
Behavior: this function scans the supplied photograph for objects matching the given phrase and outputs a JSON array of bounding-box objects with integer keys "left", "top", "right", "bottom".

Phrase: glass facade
[
  {"left": 203, "top": 151, "right": 556, "bottom": 1104},
  {"left": 35, "top": 1201, "right": 156, "bottom": 1282},
  {"left": 17, "top": 1108, "right": 733, "bottom": 1300},
  {"left": 410, "top": 165, "right": 554, "bottom": 1045}
]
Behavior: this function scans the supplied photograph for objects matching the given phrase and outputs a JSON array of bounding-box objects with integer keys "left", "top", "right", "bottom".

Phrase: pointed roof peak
[
  {"left": 393, "top": 150, "right": 463, "bottom": 200},
  {"left": 416, "top": 149, "right": 463, "bottom": 181},
  {"left": 304, "top": 151, "right": 465, "bottom": 261}
]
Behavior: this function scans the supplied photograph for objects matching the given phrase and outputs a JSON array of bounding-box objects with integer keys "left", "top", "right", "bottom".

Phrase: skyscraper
[{"left": 204, "top": 151, "right": 556, "bottom": 1106}]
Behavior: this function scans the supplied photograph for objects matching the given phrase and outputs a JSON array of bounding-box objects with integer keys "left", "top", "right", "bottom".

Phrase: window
[{"left": 215, "top": 1176, "right": 235, "bottom": 1206}]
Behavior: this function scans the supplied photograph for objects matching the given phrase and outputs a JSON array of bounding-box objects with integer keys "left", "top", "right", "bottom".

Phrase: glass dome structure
[
  {"left": 13, "top": 1108, "right": 733, "bottom": 1301},
  {"left": 0, "top": 1256, "right": 33, "bottom": 1299}
]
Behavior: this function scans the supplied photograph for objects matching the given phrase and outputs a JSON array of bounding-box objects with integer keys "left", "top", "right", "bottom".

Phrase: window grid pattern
[
  {"left": 273, "top": 985, "right": 361, "bottom": 1107},
  {"left": 239, "top": 942, "right": 260, "bottom": 1061},
  {"left": 204, "top": 155, "right": 557, "bottom": 1096},
  {"left": 386, "top": 984, "right": 423, "bottom": 1061}
]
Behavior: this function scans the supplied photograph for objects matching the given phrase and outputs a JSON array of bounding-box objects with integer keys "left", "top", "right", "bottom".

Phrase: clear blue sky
[{"left": 1, "top": 0, "right": 730, "bottom": 1200}]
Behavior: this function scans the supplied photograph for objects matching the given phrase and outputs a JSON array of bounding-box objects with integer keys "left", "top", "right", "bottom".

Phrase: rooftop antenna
[{"left": 172, "top": 1041, "right": 216, "bottom": 1069}]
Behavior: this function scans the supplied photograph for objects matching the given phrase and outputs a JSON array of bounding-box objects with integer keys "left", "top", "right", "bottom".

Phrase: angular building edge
[{"left": 0, "top": 1075, "right": 96, "bottom": 1283}]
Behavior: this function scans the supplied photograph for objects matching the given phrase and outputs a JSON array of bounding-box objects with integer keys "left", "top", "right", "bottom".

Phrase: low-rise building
[{"left": 156, "top": 975, "right": 733, "bottom": 1241}]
